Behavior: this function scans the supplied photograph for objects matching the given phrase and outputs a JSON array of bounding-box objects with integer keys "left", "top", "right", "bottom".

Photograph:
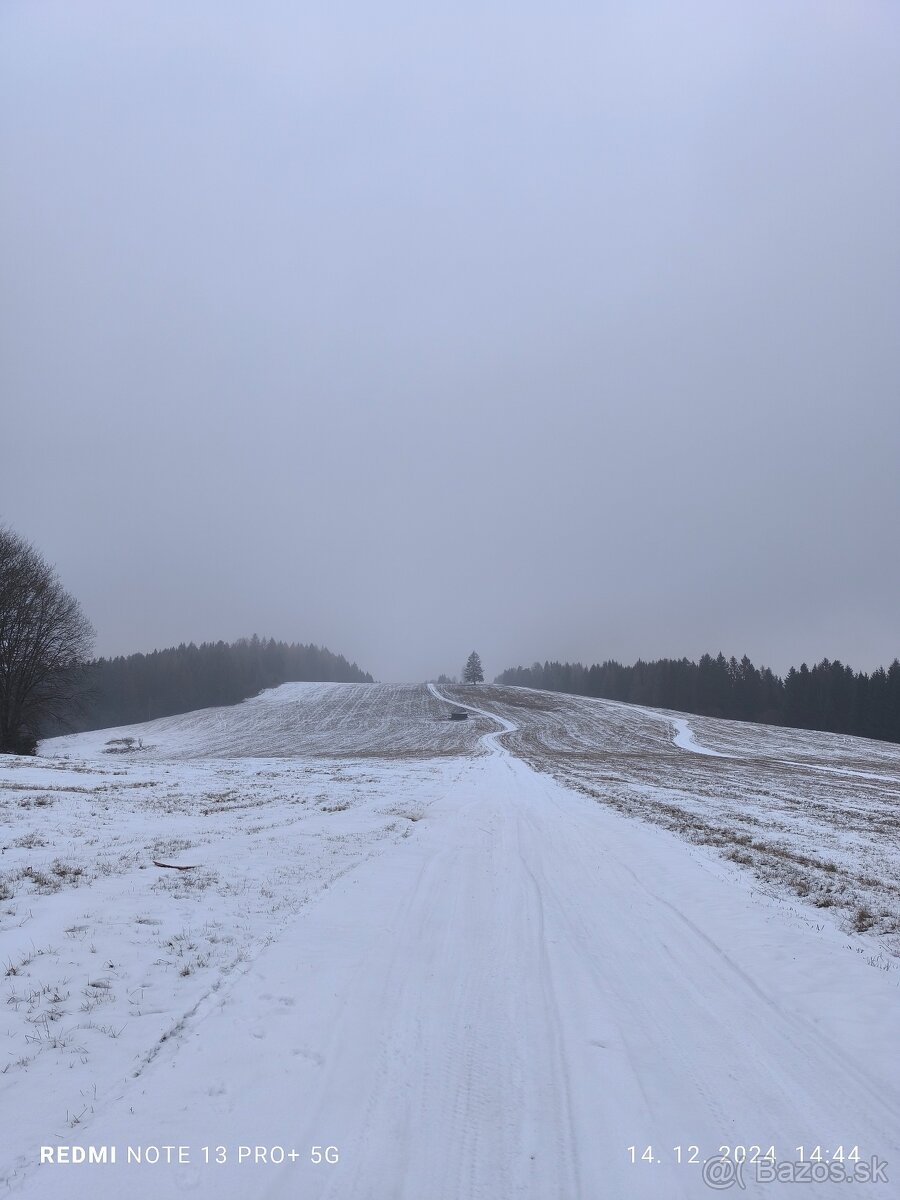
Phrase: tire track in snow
[
  {"left": 507, "top": 770, "right": 900, "bottom": 1192},
  {"left": 278, "top": 687, "right": 587, "bottom": 1200}
]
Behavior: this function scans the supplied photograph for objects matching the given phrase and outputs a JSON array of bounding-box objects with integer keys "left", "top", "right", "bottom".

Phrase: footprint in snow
[{"left": 291, "top": 1048, "right": 324, "bottom": 1067}]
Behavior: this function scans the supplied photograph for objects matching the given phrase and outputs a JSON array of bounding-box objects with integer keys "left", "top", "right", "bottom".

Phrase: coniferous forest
[
  {"left": 495, "top": 654, "right": 900, "bottom": 745},
  {"left": 52, "top": 636, "right": 373, "bottom": 734}
]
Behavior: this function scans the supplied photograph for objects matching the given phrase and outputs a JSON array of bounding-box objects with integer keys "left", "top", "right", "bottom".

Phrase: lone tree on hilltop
[
  {"left": 463, "top": 651, "right": 484, "bottom": 684},
  {"left": 0, "top": 526, "right": 94, "bottom": 754}
]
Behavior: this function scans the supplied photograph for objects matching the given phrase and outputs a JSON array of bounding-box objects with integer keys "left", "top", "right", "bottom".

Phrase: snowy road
[{"left": 11, "top": 690, "right": 900, "bottom": 1199}]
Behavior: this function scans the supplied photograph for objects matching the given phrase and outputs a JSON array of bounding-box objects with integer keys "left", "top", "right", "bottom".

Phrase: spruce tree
[{"left": 463, "top": 651, "right": 484, "bottom": 684}]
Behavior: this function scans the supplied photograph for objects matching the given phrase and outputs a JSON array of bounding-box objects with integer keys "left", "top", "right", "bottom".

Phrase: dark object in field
[
  {"left": 449, "top": 710, "right": 469, "bottom": 721},
  {"left": 152, "top": 860, "right": 199, "bottom": 871}
]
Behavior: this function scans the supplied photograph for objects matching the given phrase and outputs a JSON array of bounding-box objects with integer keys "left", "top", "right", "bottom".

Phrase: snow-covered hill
[
  {"left": 42, "top": 682, "right": 490, "bottom": 760},
  {"left": 2, "top": 683, "right": 898, "bottom": 1198},
  {"left": 441, "top": 684, "right": 900, "bottom": 952}
]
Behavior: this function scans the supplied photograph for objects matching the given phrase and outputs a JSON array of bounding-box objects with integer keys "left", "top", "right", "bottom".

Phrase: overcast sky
[{"left": 2, "top": 1, "right": 899, "bottom": 683}]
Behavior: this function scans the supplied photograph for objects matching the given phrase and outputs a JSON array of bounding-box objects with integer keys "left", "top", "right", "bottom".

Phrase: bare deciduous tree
[{"left": 0, "top": 526, "right": 94, "bottom": 754}]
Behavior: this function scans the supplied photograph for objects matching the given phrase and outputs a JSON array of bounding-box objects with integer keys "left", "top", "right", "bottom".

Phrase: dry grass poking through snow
[
  {"left": 445, "top": 685, "right": 900, "bottom": 955},
  {"left": 0, "top": 742, "right": 467, "bottom": 1182},
  {"left": 43, "top": 682, "right": 491, "bottom": 761}
]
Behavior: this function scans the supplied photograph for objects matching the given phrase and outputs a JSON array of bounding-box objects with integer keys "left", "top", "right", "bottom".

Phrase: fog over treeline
[
  {"left": 50, "top": 637, "right": 372, "bottom": 735},
  {"left": 496, "top": 654, "right": 900, "bottom": 745}
]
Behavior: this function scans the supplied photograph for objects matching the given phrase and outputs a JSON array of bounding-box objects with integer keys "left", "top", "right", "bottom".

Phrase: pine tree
[{"left": 463, "top": 651, "right": 484, "bottom": 684}]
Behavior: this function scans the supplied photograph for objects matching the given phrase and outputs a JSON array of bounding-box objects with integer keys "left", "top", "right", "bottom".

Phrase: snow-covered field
[
  {"left": 45, "top": 682, "right": 491, "bottom": 760},
  {"left": 443, "top": 685, "right": 900, "bottom": 955},
  {"left": 2, "top": 682, "right": 899, "bottom": 1198}
]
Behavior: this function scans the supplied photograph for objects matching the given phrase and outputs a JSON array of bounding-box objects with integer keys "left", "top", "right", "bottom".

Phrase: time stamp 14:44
[{"left": 628, "top": 1144, "right": 864, "bottom": 1166}]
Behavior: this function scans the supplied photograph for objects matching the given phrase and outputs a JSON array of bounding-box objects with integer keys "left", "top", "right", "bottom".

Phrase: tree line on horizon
[
  {"left": 495, "top": 653, "right": 900, "bottom": 745},
  {"left": 46, "top": 636, "right": 373, "bottom": 736}
]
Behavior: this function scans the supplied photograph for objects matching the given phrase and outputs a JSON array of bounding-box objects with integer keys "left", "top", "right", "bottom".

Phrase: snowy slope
[
  {"left": 444, "top": 685, "right": 900, "bottom": 953},
  {"left": 43, "top": 682, "right": 489, "bottom": 760},
  {"left": 2, "top": 684, "right": 899, "bottom": 1199}
]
